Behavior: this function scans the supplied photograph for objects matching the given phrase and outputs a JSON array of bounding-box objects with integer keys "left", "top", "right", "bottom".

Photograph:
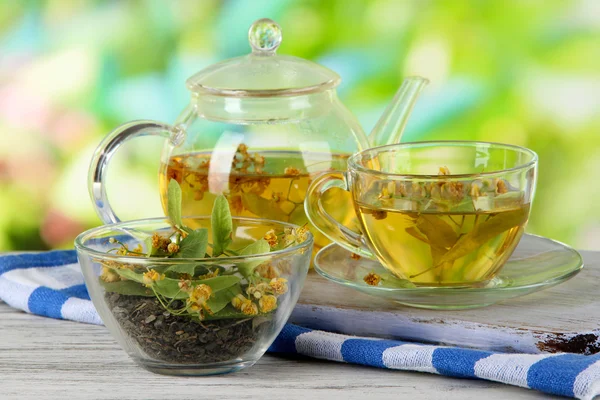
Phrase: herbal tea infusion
[
  {"left": 358, "top": 206, "right": 529, "bottom": 286},
  {"left": 160, "top": 146, "right": 354, "bottom": 252},
  {"left": 356, "top": 169, "right": 530, "bottom": 286}
]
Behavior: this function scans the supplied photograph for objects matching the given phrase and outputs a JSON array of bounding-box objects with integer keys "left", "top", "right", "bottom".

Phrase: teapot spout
[{"left": 368, "top": 76, "right": 429, "bottom": 148}]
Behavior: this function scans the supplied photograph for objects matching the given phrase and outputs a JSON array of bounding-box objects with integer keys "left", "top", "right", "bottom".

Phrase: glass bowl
[{"left": 75, "top": 216, "right": 313, "bottom": 376}]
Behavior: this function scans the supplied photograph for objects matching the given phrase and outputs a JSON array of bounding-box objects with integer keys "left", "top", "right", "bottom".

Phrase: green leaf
[
  {"left": 289, "top": 205, "right": 308, "bottom": 226},
  {"left": 211, "top": 195, "right": 233, "bottom": 257},
  {"left": 415, "top": 214, "right": 459, "bottom": 249},
  {"left": 405, "top": 226, "right": 429, "bottom": 244},
  {"left": 167, "top": 179, "right": 183, "bottom": 228},
  {"left": 241, "top": 193, "right": 287, "bottom": 220},
  {"left": 198, "top": 275, "right": 241, "bottom": 292},
  {"left": 237, "top": 238, "right": 271, "bottom": 277},
  {"left": 203, "top": 304, "right": 247, "bottom": 320},
  {"left": 100, "top": 280, "right": 154, "bottom": 296},
  {"left": 144, "top": 236, "right": 155, "bottom": 257},
  {"left": 153, "top": 278, "right": 187, "bottom": 299},
  {"left": 175, "top": 228, "right": 208, "bottom": 259},
  {"left": 165, "top": 263, "right": 196, "bottom": 275},
  {"left": 153, "top": 275, "right": 241, "bottom": 300},
  {"left": 206, "top": 284, "right": 242, "bottom": 314},
  {"left": 114, "top": 268, "right": 144, "bottom": 284},
  {"left": 378, "top": 272, "right": 417, "bottom": 288},
  {"left": 438, "top": 207, "right": 529, "bottom": 265}
]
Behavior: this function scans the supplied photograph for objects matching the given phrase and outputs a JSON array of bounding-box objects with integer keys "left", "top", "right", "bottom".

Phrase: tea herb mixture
[{"left": 99, "top": 179, "right": 308, "bottom": 322}]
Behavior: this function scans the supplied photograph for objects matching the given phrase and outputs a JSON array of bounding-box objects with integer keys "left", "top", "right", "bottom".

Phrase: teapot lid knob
[{"left": 248, "top": 18, "right": 282, "bottom": 55}]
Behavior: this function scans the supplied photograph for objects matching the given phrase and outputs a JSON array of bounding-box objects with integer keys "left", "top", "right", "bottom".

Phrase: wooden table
[{"left": 0, "top": 301, "right": 560, "bottom": 399}]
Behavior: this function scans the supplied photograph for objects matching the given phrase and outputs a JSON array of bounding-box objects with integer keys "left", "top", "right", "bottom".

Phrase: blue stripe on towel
[
  {"left": 268, "top": 324, "right": 309, "bottom": 354},
  {"left": 0, "top": 250, "right": 77, "bottom": 274},
  {"left": 28, "top": 286, "right": 70, "bottom": 319},
  {"left": 61, "top": 284, "right": 91, "bottom": 300},
  {"left": 527, "top": 354, "right": 600, "bottom": 398},
  {"left": 432, "top": 347, "right": 491, "bottom": 378},
  {"left": 341, "top": 339, "right": 402, "bottom": 368}
]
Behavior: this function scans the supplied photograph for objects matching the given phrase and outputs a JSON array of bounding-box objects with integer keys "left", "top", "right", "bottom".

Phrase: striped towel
[{"left": 1, "top": 251, "right": 600, "bottom": 399}]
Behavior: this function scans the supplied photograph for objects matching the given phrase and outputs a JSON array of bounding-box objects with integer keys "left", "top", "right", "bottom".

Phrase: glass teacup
[{"left": 305, "top": 141, "right": 538, "bottom": 287}]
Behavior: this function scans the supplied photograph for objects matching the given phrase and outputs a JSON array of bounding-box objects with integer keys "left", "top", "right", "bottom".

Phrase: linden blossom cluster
[
  {"left": 368, "top": 166, "right": 522, "bottom": 219},
  {"left": 97, "top": 179, "right": 307, "bottom": 322},
  {"left": 164, "top": 143, "right": 307, "bottom": 217}
]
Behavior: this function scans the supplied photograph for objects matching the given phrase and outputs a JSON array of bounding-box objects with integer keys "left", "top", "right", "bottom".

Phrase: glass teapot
[{"left": 89, "top": 18, "right": 427, "bottom": 252}]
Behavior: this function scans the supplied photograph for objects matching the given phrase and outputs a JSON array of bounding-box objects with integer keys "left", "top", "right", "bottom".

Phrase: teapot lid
[{"left": 186, "top": 18, "right": 340, "bottom": 97}]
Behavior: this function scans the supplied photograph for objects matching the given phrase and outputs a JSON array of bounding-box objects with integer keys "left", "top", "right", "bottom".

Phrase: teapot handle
[{"left": 88, "top": 120, "right": 177, "bottom": 224}]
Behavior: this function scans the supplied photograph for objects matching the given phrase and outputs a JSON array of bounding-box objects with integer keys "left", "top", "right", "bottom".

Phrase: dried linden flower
[
  {"left": 197, "top": 269, "right": 220, "bottom": 280},
  {"left": 282, "top": 226, "right": 308, "bottom": 246},
  {"left": 364, "top": 272, "right": 381, "bottom": 286},
  {"left": 495, "top": 178, "right": 508, "bottom": 194},
  {"left": 378, "top": 182, "right": 394, "bottom": 200},
  {"left": 240, "top": 300, "right": 259, "bottom": 316},
  {"left": 259, "top": 295, "right": 277, "bottom": 313},
  {"left": 264, "top": 229, "right": 278, "bottom": 247},
  {"left": 350, "top": 253, "right": 361, "bottom": 260},
  {"left": 371, "top": 210, "right": 387, "bottom": 220},
  {"left": 269, "top": 278, "right": 288, "bottom": 295},
  {"left": 231, "top": 294, "right": 247, "bottom": 310},
  {"left": 100, "top": 266, "right": 120, "bottom": 283},
  {"left": 284, "top": 167, "right": 301, "bottom": 176},
  {"left": 167, "top": 242, "right": 179, "bottom": 253},
  {"left": 151, "top": 233, "right": 171, "bottom": 251},
  {"left": 142, "top": 270, "right": 165, "bottom": 287},
  {"left": 441, "top": 181, "right": 464, "bottom": 202},
  {"left": 237, "top": 143, "right": 248, "bottom": 154},
  {"left": 188, "top": 284, "right": 212, "bottom": 306},
  {"left": 253, "top": 154, "right": 265, "bottom": 165},
  {"left": 470, "top": 183, "right": 482, "bottom": 198},
  {"left": 256, "top": 262, "right": 280, "bottom": 279},
  {"left": 178, "top": 279, "right": 192, "bottom": 292}
]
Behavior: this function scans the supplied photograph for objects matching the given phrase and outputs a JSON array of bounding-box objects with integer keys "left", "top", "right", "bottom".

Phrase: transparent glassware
[
  {"left": 306, "top": 141, "right": 538, "bottom": 287},
  {"left": 314, "top": 234, "right": 583, "bottom": 310},
  {"left": 87, "top": 18, "right": 428, "bottom": 257},
  {"left": 75, "top": 216, "right": 313, "bottom": 376}
]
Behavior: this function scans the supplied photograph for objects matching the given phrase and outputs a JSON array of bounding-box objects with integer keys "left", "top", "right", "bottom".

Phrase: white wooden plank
[
  {"left": 0, "top": 302, "right": 555, "bottom": 399},
  {"left": 292, "top": 251, "right": 599, "bottom": 354}
]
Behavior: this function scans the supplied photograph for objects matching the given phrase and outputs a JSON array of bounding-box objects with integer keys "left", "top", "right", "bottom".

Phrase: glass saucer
[{"left": 314, "top": 234, "right": 583, "bottom": 310}]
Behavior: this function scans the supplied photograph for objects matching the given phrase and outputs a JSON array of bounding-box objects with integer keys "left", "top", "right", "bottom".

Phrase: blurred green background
[{"left": 0, "top": 0, "right": 598, "bottom": 251}]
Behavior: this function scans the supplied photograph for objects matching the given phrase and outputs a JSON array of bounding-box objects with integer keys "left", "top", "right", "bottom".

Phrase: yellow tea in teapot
[
  {"left": 357, "top": 204, "right": 529, "bottom": 286},
  {"left": 159, "top": 146, "right": 353, "bottom": 252}
]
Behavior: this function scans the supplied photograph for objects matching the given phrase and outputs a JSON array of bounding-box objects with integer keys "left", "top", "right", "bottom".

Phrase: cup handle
[
  {"left": 305, "top": 171, "right": 374, "bottom": 258},
  {"left": 88, "top": 120, "right": 178, "bottom": 224}
]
